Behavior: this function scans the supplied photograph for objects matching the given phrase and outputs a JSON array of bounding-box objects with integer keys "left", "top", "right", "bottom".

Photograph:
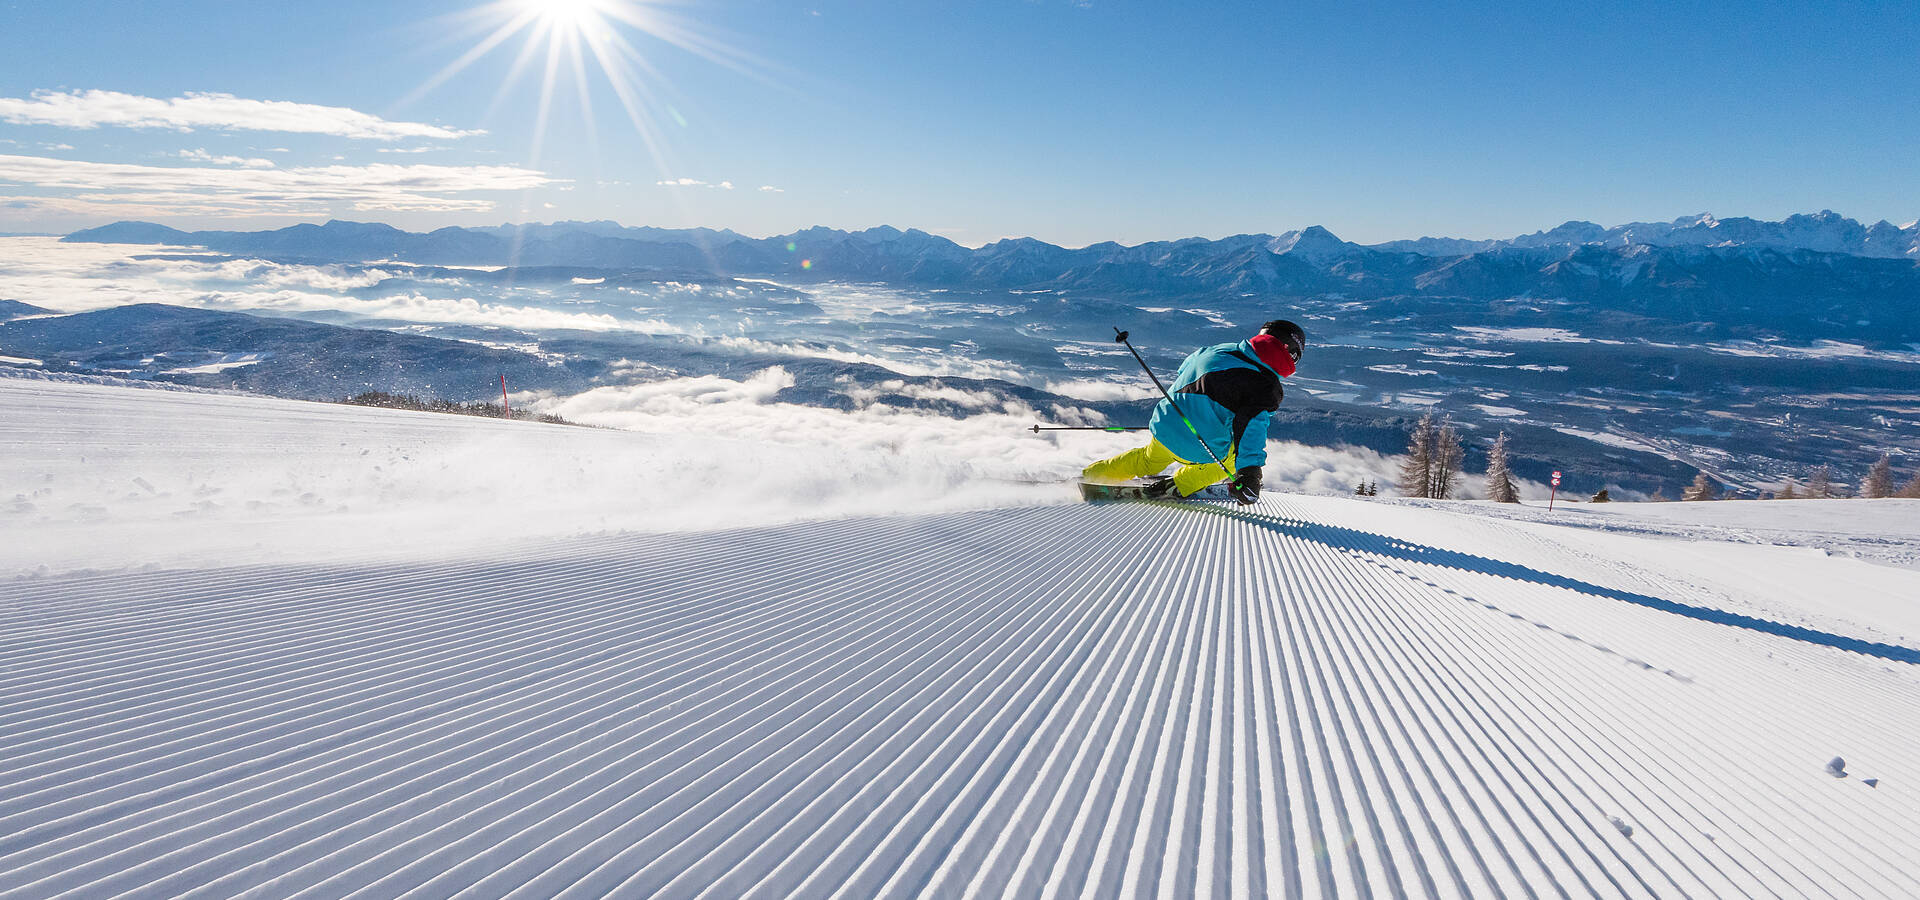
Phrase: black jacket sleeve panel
[
  {"left": 1176, "top": 366, "right": 1282, "bottom": 416},
  {"left": 1219, "top": 349, "right": 1283, "bottom": 411},
  {"left": 1176, "top": 365, "right": 1283, "bottom": 457}
]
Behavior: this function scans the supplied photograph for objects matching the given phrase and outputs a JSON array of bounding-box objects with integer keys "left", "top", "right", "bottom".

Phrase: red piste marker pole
[
  {"left": 1549, "top": 470, "right": 1562, "bottom": 511},
  {"left": 500, "top": 374, "right": 511, "bottom": 419}
]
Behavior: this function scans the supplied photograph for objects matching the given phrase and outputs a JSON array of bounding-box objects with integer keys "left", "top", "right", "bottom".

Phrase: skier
[{"left": 1082, "top": 320, "right": 1304, "bottom": 504}]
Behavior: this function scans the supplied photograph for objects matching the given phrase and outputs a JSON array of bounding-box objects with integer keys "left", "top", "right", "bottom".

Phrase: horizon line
[{"left": 43, "top": 207, "right": 1920, "bottom": 253}]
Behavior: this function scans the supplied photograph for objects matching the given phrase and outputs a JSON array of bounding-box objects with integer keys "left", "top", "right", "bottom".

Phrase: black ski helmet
[{"left": 1260, "top": 319, "right": 1306, "bottom": 361}]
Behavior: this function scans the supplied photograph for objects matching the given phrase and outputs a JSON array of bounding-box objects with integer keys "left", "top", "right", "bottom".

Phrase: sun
[
  {"left": 522, "top": 0, "right": 608, "bottom": 37},
  {"left": 406, "top": 0, "right": 761, "bottom": 170}
]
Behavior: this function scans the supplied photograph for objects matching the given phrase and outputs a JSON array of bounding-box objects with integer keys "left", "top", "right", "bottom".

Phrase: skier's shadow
[{"left": 1191, "top": 503, "right": 1920, "bottom": 666}]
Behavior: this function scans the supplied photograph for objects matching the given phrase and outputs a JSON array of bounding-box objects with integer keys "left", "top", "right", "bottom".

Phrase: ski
[{"left": 1077, "top": 478, "right": 1231, "bottom": 502}]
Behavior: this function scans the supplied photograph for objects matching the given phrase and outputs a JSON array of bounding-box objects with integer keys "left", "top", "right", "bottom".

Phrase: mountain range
[
  {"left": 63, "top": 211, "right": 1920, "bottom": 346},
  {"left": 1371, "top": 211, "right": 1920, "bottom": 258},
  {"left": 67, "top": 210, "right": 1920, "bottom": 263}
]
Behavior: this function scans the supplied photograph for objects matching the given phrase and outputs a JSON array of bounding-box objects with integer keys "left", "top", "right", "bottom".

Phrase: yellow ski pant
[{"left": 1082, "top": 437, "right": 1235, "bottom": 498}]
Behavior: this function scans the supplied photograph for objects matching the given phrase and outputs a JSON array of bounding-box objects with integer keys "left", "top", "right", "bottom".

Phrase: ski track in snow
[{"left": 4, "top": 490, "right": 1919, "bottom": 898}]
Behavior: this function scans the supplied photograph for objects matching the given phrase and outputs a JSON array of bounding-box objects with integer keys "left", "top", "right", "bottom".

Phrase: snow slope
[
  {"left": 1395, "top": 498, "right": 1920, "bottom": 651},
  {"left": 4, "top": 381, "right": 1920, "bottom": 897},
  {"left": 1408, "top": 496, "right": 1920, "bottom": 570},
  {"left": 0, "top": 375, "right": 1072, "bottom": 577},
  {"left": 0, "top": 375, "right": 1389, "bottom": 577}
]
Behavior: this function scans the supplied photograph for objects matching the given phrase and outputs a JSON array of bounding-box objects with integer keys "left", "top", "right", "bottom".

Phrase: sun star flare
[{"left": 407, "top": 0, "right": 759, "bottom": 176}]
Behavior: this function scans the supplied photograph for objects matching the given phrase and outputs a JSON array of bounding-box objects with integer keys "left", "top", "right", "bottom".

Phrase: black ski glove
[
  {"left": 1143, "top": 475, "right": 1179, "bottom": 500},
  {"left": 1228, "top": 466, "right": 1262, "bottom": 505}
]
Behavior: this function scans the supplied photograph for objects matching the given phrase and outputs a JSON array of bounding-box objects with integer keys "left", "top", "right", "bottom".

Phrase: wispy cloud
[
  {"left": 0, "top": 239, "right": 682, "bottom": 334},
  {"left": 376, "top": 146, "right": 447, "bottom": 154},
  {"left": 758, "top": 184, "right": 784, "bottom": 193},
  {"left": 0, "top": 194, "right": 292, "bottom": 219},
  {"left": 657, "top": 177, "right": 734, "bottom": 189},
  {"left": 177, "top": 148, "right": 276, "bottom": 169},
  {"left": 0, "top": 90, "right": 482, "bottom": 141},
  {"left": 0, "top": 154, "right": 555, "bottom": 214}
]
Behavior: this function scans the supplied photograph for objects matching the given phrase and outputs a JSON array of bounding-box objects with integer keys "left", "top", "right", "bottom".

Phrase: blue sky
[{"left": 1, "top": 0, "right": 1915, "bottom": 246}]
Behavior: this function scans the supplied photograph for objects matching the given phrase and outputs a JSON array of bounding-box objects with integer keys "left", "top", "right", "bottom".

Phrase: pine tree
[
  {"left": 1398, "top": 412, "right": 1435, "bottom": 498},
  {"left": 1431, "top": 417, "right": 1464, "bottom": 500},
  {"left": 1806, "top": 465, "right": 1833, "bottom": 499},
  {"left": 1649, "top": 487, "right": 1668, "bottom": 502},
  {"left": 1682, "top": 471, "right": 1719, "bottom": 501},
  {"left": 1863, "top": 455, "right": 1895, "bottom": 499},
  {"left": 1898, "top": 471, "right": 1920, "bottom": 499},
  {"left": 1778, "top": 479, "right": 1799, "bottom": 500},
  {"left": 1484, "top": 431, "right": 1520, "bottom": 502}
]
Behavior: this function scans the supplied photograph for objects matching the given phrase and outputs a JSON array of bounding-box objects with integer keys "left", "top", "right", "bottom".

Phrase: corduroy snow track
[{"left": 4, "top": 488, "right": 1918, "bottom": 899}]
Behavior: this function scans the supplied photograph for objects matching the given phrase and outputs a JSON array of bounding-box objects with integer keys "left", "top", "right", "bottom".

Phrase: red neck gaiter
[{"left": 1248, "top": 334, "right": 1297, "bottom": 377}]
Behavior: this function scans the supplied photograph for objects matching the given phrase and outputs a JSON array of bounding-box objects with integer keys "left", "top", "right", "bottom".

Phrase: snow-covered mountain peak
[
  {"left": 980, "top": 235, "right": 1053, "bottom": 251},
  {"left": 316, "top": 219, "right": 406, "bottom": 234},
  {"left": 1266, "top": 225, "right": 1356, "bottom": 262},
  {"left": 1370, "top": 211, "right": 1920, "bottom": 259}
]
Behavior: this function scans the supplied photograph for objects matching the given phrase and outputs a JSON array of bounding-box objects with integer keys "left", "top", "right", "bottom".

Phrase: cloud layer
[
  {"left": 0, "top": 154, "right": 554, "bottom": 215},
  {"left": 0, "top": 90, "right": 481, "bottom": 140},
  {"left": 0, "top": 237, "right": 682, "bottom": 334},
  {"left": 177, "top": 148, "right": 276, "bottom": 169}
]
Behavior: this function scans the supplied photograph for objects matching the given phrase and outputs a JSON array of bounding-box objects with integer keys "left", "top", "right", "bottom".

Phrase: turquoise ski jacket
[{"left": 1147, "top": 338, "right": 1288, "bottom": 470}]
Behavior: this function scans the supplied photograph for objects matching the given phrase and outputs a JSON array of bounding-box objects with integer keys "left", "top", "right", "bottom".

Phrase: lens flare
[{"left": 407, "top": 0, "right": 766, "bottom": 173}]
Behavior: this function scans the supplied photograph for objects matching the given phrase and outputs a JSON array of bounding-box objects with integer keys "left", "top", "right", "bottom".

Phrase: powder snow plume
[{"left": 0, "top": 374, "right": 1390, "bottom": 576}]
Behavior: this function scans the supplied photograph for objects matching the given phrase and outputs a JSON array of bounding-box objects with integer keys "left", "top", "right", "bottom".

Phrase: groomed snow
[
  {"left": 4, "top": 380, "right": 1919, "bottom": 897},
  {"left": 1400, "top": 497, "right": 1920, "bottom": 650}
]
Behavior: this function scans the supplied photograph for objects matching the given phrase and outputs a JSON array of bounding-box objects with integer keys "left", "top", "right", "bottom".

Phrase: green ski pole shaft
[
  {"left": 1029, "top": 425, "right": 1148, "bottom": 433},
  {"left": 1112, "top": 327, "right": 1234, "bottom": 475}
]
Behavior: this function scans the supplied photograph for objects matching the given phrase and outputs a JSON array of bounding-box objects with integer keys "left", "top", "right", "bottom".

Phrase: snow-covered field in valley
[{"left": 4, "top": 378, "right": 1919, "bottom": 897}]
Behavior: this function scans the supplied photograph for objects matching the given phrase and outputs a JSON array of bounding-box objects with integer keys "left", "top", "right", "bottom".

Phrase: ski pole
[
  {"left": 1112, "top": 327, "right": 1234, "bottom": 475},
  {"left": 1029, "top": 424, "right": 1148, "bottom": 433}
]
